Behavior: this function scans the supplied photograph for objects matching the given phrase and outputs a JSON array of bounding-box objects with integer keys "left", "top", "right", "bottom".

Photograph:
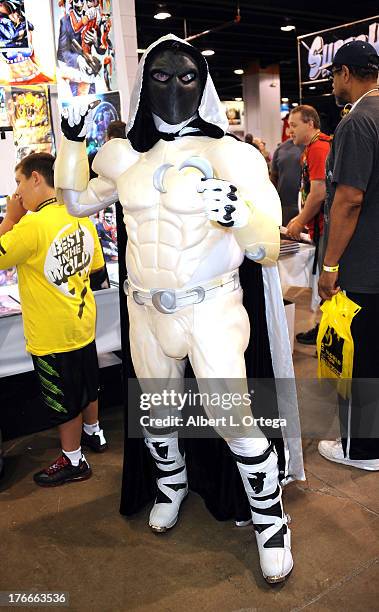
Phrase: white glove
[
  {"left": 198, "top": 178, "right": 250, "bottom": 228},
  {"left": 61, "top": 103, "right": 93, "bottom": 142}
]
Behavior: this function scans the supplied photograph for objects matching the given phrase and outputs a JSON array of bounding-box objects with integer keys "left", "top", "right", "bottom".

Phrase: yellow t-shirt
[{"left": 0, "top": 202, "right": 104, "bottom": 355}]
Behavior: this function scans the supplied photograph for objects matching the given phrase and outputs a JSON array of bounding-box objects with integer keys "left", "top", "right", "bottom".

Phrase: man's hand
[
  {"left": 286, "top": 215, "right": 305, "bottom": 240},
  {"left": 6, "top": 193, "right": 27, "bottom": 224},
  {"left": 318, "top": 270, "right": 340, "bottom": 300},
  {"left": 198, "top": 178, "right": 250, "bottom": 228},
  {"left": 61, "top": 103, "right": 94, "bottom": 142}
]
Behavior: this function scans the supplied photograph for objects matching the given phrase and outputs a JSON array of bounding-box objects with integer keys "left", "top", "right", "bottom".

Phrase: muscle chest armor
[{"left": 117, "top": 137, "right": 243, "bottom": 288}]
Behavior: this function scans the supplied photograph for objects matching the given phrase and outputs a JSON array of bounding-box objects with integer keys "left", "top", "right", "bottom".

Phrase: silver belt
[{"left": 123, "top": 270, "right": 240, "bottom": 314}]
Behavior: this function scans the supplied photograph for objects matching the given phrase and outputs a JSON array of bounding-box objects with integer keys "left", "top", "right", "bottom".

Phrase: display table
[
  {"left": 0, "top": 287, "right": 121, "bottom": 377},
  {"left": 278, "top": 243, "right": 320, "bottom": 311}
]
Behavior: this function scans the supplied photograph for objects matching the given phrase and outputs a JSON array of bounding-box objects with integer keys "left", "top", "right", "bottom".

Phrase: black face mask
[{"left": 146, "top": 50, "right": 202, "bottom": 125}]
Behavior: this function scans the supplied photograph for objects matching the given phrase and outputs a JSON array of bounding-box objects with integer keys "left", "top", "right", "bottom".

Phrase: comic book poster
[
  {"left": 93, "top": 205, "right": 118, "bottom": 265},
  {"left": 86, "top": 89, "right": 120, "bottom": 153},
  {"left": 61, "top": 89, "right": 121, "bottom": 154},
  {"left": 0, "top": 0, "right": 29, "bottom": 53},
  {"left": 5, "top": 85, "right": 55, "bottom": 161},
  {"left": 0, "top": 0, "right": 56, "bottom": 86},
  {"left": 52, "top": 0, "right": 116, "bottom": 100}
]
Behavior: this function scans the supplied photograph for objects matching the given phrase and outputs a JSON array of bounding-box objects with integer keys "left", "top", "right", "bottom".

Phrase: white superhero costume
[{"left": 55, "top": 34, "right": 304, "bottom": 584}]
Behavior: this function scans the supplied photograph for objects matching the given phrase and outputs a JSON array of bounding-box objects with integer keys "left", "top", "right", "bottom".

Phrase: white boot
[
  {"left": 232, "top": 443, "right": 293, "bottom": 583},
  {"left": 144, "top": 430, "right": 188, "bottom": 532}
]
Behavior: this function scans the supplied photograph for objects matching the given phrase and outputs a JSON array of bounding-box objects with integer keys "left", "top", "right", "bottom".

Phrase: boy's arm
[{"left": 0, "top": 194, "right": 27, "bottom": 237}]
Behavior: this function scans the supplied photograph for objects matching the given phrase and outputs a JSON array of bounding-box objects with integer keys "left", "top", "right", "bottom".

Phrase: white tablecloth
[{"left": 0, "top": 287, "right": 121, "bottom": 377}]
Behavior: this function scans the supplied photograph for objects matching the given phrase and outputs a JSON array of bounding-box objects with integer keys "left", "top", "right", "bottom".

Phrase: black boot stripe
[
  {"left": 250, "top": 501, "right": 282, "bottom": 517},
  {"left": 155, "top": 489, "right": 173, "bottom": 504},
  {"left": 156, "top": 465, "right": 185, "bottom": 479},
  {"left": 251, "top": 485, "right": 280, "bottom": 502},
  {"left": 230, "top": 443, "right": 273, "bottom": 465},
  {"left": 165, "top": 483, "right": 187, "bottom": 492}
]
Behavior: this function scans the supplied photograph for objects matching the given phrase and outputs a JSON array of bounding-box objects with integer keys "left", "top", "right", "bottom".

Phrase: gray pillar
[{"left": 243, "top": 62, "right": 282, "bottom": 158}]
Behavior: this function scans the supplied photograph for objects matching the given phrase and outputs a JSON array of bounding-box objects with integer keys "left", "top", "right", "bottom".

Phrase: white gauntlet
[{"left": 198, "top": 178, "right": 250, "bottom": 228}]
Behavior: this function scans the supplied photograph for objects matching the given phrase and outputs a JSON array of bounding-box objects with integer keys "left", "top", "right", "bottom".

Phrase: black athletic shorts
[{"left": 32, "top": 340, "right": 99, "bottom": 426}]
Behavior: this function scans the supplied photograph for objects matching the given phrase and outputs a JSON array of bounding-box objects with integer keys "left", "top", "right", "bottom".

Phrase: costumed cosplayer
[{"left": 54, "top": 34, "right": 304, "bottom": 584}]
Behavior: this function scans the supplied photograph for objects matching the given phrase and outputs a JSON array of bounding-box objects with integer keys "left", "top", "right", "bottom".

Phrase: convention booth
[
  {"left": 0, "top": 0, "right": 138, "bottom": 439},
  {"left": 0, "top": 0, "right": 135, "bottom": 380}
]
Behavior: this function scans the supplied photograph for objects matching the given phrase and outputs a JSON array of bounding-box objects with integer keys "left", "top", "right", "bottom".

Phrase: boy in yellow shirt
[{"left": 0, "top": 153, "right": 108, "bottom": 486}]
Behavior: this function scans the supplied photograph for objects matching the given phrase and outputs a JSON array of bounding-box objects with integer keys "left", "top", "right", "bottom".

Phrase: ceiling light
[
  {"left": 235, "top": 97, "right": 242, "bottom": 101},
  {"left": 291, "top": 102, "right": 298, "bottom": 107},
  {"left": 234, "top": 69, "right": 244, "bottom": 75},
  {"left": 281, "top": 97, "right": 289, "bottom": 102},
  {"left": 309, "top": 86, "right": 316, "bottom": 90},
  {"left": 201, "top": 49, "right": 215, "bottom": 56},
  {"left": 154, "top": 4, "right": 171, "bottom": 19},
  {"left": 281, "top": 17, "right": 295, "bottom": 32}
]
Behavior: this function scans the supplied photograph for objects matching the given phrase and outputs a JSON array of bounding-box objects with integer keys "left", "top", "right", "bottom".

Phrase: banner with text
[{"left": 298, "top": 15, "right": 379, "bottom": 85}]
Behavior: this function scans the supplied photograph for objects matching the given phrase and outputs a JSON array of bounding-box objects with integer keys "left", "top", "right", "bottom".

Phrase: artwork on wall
[
  {"left": 61, "top": 89, "right": 121, "bottom": 154},
  {"left": 0, "top": 0, "right": 29, "bottom": 53},
  {"left": 5, "top": 85, "right": 55, "bottom": 160},
  {"left": 0, "top": 0, "right": 56, "bottom": 86},
  {"left": 53, "top": 0, "right": 117, "bottom": 100}
]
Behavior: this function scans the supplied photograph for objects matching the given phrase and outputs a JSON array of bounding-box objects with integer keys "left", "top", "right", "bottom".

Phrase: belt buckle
[{"left": 151, "top": 289, "right": 177, "bottom": 314}]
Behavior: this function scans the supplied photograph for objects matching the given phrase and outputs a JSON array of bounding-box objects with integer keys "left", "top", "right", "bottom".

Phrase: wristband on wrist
[{"left": 323, "top": 264, "right": 339, "bottom": 272}]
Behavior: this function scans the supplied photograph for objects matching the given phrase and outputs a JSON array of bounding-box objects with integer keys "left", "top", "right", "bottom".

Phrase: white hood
[{"left": 126, "top": 34, "right": 229, "bottom": 152}]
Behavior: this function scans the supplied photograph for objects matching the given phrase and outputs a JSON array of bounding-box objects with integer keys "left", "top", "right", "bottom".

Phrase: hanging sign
[{"left": 298, "top": 15, "right": 379, "bottom": 85}]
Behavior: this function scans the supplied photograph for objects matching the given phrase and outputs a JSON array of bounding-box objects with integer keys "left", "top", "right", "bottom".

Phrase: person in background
[
  {"left": 318, "top": 40, "right": 379, "bottom": 470},
  {"left": 244, "top": 132, "right": 260, "bottom": 151},
  {"left": 286, "top": 105, "right": 331, "bottom": 345},
  {"left": 106, "top": 119, "right": 126, "bottom": 140},
  {"left": 0, "top": 153, "right": 108, "bottom": 486},
  {"left": 271, "top": 138, "right": 304, "bottom": 225},
  {"left": 254, "top": 136, "right": 271, "bottom": 167}
]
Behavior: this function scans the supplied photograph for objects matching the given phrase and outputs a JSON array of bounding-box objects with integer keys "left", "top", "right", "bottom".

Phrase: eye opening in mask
[
  {"left": 151, "top": 70, "right": 171, "bottom": 82},
  {"left": 180, "top": 71, "right": 197, "bottom": 83}
]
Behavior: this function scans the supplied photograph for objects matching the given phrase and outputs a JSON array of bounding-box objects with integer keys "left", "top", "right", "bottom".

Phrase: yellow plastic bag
[{"left": 316, "top": 292, "right": 361, "bottom": 398}]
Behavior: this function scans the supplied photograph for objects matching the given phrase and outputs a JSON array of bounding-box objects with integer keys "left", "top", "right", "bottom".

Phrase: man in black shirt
[
  {"left": 318, "top": 40, "right": 379, "bottom": 470},
  {"left": 271, "top": 139, "right": 304, "bottom": 225}
]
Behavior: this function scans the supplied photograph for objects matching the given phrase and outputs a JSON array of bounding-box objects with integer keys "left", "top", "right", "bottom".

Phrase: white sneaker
[{"left": 318, "top": 440, "right": 379, "bottom": 471}]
